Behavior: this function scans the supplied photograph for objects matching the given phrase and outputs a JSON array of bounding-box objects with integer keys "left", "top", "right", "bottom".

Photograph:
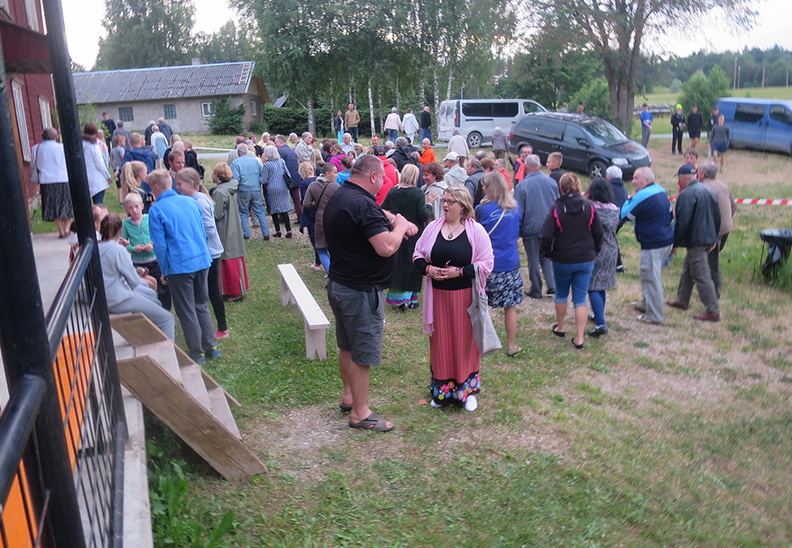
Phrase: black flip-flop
[
  {"left": 349, "top": 412, "right": 394, "bottom": 432},
  {"left": 572, "top": 338, "right": 584, "bottom": 350},
  {"left": 338, "top": 402, "right": 353, "bottom": 412},
  {"left": 552, "top": 324, "right": 566, "bottom": 337}
]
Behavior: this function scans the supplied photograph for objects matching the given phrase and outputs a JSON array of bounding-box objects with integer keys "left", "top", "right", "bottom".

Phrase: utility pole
[{"left": 733, "top": 56, "right": 738, "bottom": 89}]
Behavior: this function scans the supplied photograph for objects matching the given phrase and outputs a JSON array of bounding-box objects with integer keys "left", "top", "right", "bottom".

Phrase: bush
[
  {"left": 678, "top": 66, "right": 731, "bottom": 114},
  {"left": 248, "top": 120, "right": 265, "bottom": 135},
  {"left": 571, "top": 78, "right": 612, "bottom": 122},
  {"left": 669, "top": 79, "right": 682, "bottom": 93},
  {"left": 208, "top": 98, "right": 245, "bottom": 135}
]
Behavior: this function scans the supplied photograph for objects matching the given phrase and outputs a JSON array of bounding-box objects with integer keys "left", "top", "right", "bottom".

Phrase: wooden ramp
[{"left": 110, "top": 314, "right": 266, "bottom": 480}]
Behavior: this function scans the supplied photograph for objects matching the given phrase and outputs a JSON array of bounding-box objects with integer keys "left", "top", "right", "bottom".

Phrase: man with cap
[
  {"left": 666, "top": 163, "right": 721, "bottom": 321},
  {"left": 442, "top": 152, "right": 467, "bottom": 187},
  {"left": 671, "top": 105, "right": 685, "bottom": 155},
  {"left": 620, "top": 167, "right": 674, "bottom": 324}
]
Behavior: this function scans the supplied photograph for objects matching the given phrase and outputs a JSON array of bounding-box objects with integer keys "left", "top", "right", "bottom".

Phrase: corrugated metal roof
[{"left": 72, "top": 62, "right": 256, "bottom": 104}]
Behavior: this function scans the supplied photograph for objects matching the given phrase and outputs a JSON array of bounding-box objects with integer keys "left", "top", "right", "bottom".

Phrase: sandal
[
  {"left": 552, "top": 324, "right": 566, "bottom": 338},
  {"left": 571, "top": 338, "right": 584, "bottom": 350},
  {"left": 349, "top": 412, "right": 394, "bottom": 432},
  {"left": 506, "top": 346, "right": 522, "bottom": 357},
  {"left": 338, "top": 402, "right": 353, "bottom": 412}
]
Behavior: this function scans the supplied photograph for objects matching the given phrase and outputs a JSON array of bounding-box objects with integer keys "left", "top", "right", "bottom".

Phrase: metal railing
[{"left": 0, "top": 244, "right": 126, "bottom": 548}]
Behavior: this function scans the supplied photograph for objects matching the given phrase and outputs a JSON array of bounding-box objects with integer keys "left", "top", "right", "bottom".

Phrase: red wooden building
[{"left": 0, "top": 0, "right": 56, "bottom": 205}]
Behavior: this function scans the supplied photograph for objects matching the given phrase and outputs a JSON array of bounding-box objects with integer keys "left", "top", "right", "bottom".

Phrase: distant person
[
  {"left": 418, "top": 138, "right": 436, "bottom": 165},
  {"left": 420, "top": 106, "right": 433, "bottom": 144},
  {"left": 442, "top": 152, "right": 467, "bottom": 187},
  {"left": 260, "top": 145, "right": 295, "bottom": 238},
  {"left": 383, "top": 107, "right": 404, "bottom": 142},
  {"left": 100, "top": 112, "right": 116, "bottom": 148},
  {"left": 447, "top": 129, "right": 469, "bottom": 163},
  {"left": 586, "top": 177, "right": 619, "bottom": 338},
  {"left": 110, "top": 134, "right": 126, "bottom": 204},
  {"left": 606, "top": 165, "right": 628, "bottom": 272},
  {"left": 231, "top": 143, "right": 269, "bottom": 240},
  {"left": 709, "top": 115, "right": 730, "bottom": 172},
  {"left": 121, "top": 132, "right": 156, "bottom": 173},
  {"left": 491, "top": 126, "right": 509, "bottom": 160},
  {"left": 687, "top": 104, "right": 703, "bottom": 150},
  {"left": 209, "top": 163, "right": 248, "bottom": 304},
  {"left": 274, "top": 134, "right": 304, "bottom": 221},
  {"left": 402, "top": 108, "right": 420, "bottom": 144},
  {"left": 512, "top": 144, "right": 533, "bottom": 186},
  {"left": 112, "top": 120, "right": 132, "bottom": 151},
  {"left": 640, "top": 103, "right": 653, "bottom": 148},
  {"left": 696, "top": 161, "right": 736, "bottom": 298},
  {"left": 345, "top": 103, "right": 360, "bottom": 143},
  {"left": 559, "top": 103, "right": 569, "bottom": 113},
  {"left": 295, "top": 132, "right": 314, "bottom": 164},
  {"left": 150, "top": 125, "right": 169, "bottom": 162},
  {"left": 302, "top": 162, "right": 340, "bottom": 273},
  {"left": 671, "top": 104, "right": 685, "bottom": 155},
  {"left": 546, "top": 152, "right": 563, "bottom": 184},
  {"left": 82, "top": 122, "right": 111, "bottom": 204},
  {"left": 464, "top": 159, "right": 485, "bottom": 207},
  {"left": 156, "top": 117, "right": 174, "bottom": 143},
  {"left": 576, "top": 102, "right": 585, "bottom": 114},
  {"left": 33, "top": 127, "right": 73, "bottom": 238},
  {"left": 334, "top": 110, "right": 344, "bottom": 142},
  {"left": 707, "top": 105, "right": 720, "bottom": 157}
]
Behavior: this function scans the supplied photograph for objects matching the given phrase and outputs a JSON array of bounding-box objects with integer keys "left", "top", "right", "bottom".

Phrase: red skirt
[
  {"left": 221, "top": 257, "right": 249, "bottom": 297},
  {"left": 429, "top": 287, "right": 480, "bottom": 384}
]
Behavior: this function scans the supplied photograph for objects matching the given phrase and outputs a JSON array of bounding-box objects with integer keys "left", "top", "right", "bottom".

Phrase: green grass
[
  {"left": 641, "top": 85, "right": 792, "bottom": 106},
  {"left": 30, "top": 139, "right": 792, "bottom": 546}
]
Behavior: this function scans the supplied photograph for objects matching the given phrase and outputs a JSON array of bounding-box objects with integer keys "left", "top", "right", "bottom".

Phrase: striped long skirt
[{"left": 429, "top": 287, "right": 480, "bottom": 407}]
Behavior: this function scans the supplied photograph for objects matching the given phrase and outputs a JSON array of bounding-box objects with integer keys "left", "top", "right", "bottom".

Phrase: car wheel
[
  {"left": 467, "top": 132, "right": 482, "bottom": 149},
  {"left": 589, "top": 160, "right": 607, "bottom": 178}
]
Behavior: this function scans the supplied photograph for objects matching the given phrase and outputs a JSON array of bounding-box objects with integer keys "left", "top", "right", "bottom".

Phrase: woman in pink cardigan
[{"left": 413, "top": 184, "right": 493, "bottom": 412}]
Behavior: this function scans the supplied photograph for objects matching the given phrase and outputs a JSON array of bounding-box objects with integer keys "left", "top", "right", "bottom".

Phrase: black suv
[{"left": 508, "top": 112, "right": 651, "bottom": 178}]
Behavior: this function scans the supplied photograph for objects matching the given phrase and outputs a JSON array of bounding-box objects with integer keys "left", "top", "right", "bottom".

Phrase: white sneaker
[
  {"left": 465, "top": 395, "right": 478, "bottom": 412},
  {"left": 430, "top": 400, "right": 442, "bottom": 408}
]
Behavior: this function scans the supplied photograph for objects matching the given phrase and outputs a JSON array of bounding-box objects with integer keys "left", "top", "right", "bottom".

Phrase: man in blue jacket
[
  {"left": 621, "top": 167, "right": 674, "bottom": 324},
  {"left": 148, "top": 170, "right": 219, "bottom": 363}
]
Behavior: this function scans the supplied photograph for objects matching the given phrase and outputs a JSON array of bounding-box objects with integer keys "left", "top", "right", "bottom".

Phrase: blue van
[{"left": 716, "top": 98, "right": 792, "bottom": 155}]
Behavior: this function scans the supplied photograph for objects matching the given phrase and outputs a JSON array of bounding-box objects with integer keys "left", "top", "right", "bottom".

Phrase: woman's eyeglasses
[{"left": 442, "top": 199, "right": 458, "bottom": 205}]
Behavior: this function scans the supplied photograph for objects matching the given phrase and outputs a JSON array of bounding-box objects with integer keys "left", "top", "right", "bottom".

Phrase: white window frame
[
  {"left": 25, "top": 0, "right": 40, "bottom": 32},
  {"left": 201, "top": 102, "right": 214, "bottom": 117},
  {"left": 250, "top": 100, "right": 257, "bottom": 117},
  {"left": 39, "top": 96, "right": 52, "bottom": 129},
  {"left": 12, "top": 81, "right": 32, "bottom": 162}
]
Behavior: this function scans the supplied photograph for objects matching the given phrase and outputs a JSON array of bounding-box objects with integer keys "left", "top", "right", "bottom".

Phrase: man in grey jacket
[
  {"left": 514, "top": 155, "right": 559, "bottom": 298},
  {"left": 667, "top": 163, "right": 722, "bottom": 321}
]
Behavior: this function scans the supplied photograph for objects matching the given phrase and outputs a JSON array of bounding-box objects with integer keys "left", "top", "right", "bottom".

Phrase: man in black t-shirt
[
  {"left": 323, "top": 155, "right": 417, "bottom": 432},
  {"left": 687, "top": 104, "right": 703, "bottom": 150}
]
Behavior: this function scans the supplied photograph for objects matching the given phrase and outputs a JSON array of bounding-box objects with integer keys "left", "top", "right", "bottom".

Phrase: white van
[{"left": 437, "top": 98, "right": 547, "bottom": 148}]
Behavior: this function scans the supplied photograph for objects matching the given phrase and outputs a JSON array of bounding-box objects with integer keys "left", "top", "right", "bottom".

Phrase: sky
[{"left": 63, "top": 0, "right": 792, "bottom": 70}]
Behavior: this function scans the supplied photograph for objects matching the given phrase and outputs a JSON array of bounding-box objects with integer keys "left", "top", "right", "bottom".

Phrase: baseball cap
[
  {"left": 675, "top": 163, "right": 697, "bottom": 176},
  {"left": 443, "top": 151, "right": 460, "bottom": 162}
]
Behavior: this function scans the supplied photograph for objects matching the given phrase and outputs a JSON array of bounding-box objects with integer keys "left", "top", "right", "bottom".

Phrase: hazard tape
[
  {"left": 733, "top": 198, "right": 792, "bottom": 206},
  {"left": 666, "top": 196, "right": 791, "bottom": 205}
]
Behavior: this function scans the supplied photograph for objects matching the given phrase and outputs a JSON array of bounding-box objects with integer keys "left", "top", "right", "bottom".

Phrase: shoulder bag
[
  {"left": 467, "top": 265, "right": 502, "bottom": 357},
  {"left": 281, "top": 159, "right": 295, "bottom": 189}
]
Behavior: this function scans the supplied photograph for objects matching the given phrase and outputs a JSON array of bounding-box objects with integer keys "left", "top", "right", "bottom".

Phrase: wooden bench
[{"left": 277, "top": 263, "right": 331, "bottom": 360}]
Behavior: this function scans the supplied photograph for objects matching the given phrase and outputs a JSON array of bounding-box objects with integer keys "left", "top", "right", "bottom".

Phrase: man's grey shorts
[{"left": 327, "top": 280, "right": 384, "bottom": 367}]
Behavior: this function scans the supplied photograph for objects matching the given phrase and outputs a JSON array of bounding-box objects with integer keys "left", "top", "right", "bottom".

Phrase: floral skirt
[
  {"left": 40, "top": 182, "right": 74, "bottom": 221},
  {"left": 429, "top": 287, "right": 480, "bottom": 406},
  {"left": 485, "top": 268, "right": 523, "bottom": 309}
]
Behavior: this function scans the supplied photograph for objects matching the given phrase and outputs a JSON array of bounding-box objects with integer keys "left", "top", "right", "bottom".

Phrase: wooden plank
[
  {"left": 173, "top": 345, "right": 240, "bottom": 407},
  {"left": 118, "top": 356, "right": 266, "bottom": 480},
  {"left": 111, "top": 314, "right": 180, "bottom": 378},
  {"left": 206, "top": 387, "right": 241, "bottom": 440},
  {"left": 178, "top": 363, "right": 212, "bottom": 411}
]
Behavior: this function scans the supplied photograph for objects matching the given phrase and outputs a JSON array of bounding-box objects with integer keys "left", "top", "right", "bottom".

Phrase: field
[
  {"left": 113, "top": 137, "right": 792, "bottom": 546},
  {"left": 641, "top": 85, "right": 792, "bottom": 106}
]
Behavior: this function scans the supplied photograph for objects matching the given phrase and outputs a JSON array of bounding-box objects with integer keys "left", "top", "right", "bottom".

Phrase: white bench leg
[
  {"left": 304, "top": 323, "right": 327, "bottom": 361},
  {"left": 281, "top": 277, "right": 293, "bottom": 306}
]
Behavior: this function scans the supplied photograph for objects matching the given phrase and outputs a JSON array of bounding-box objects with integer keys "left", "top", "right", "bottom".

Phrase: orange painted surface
[
  {"left": 0, "top": 462, "right": 38, "bottom": 548},
  {"left": 52, "top": 331, "right": 95, "bottom": 469}
]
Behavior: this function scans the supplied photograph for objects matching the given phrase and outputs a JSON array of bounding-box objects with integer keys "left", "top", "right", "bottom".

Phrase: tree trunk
[
  {"left": 377, "top": 85, "right": 383, "bottom": 135},
  {"left": 330, "top": 77, "right": 335, "bottom": 133},
  {"left": 446, "top": 66, "right": 454, "bottom": 101},
  {"left": 395, "top": 74, "right": 401, "bottom": 111},
  {"left": 433, "top": 59, "right": 440, "bottom": 116},
  {"left": 307, "top": 97, "right": 315, "bottom": 135},
  {"left": 349, "top": 80, "right": 353, "bottom": 104},
  {"left": 368, "top": 76, "right": 375, "bottom": 137},
  {"left": 419, "top": 65, "right": 426, "bottom": 107}
]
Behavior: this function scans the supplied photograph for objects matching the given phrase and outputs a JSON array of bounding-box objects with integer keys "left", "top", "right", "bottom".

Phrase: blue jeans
[
  {"left": 316, "top": 248, "right": 331, "bottom": 274},
  {"left": 92, "top": 190, "right": 106, "bottom": 204},
  {"left": 387, "top": 129, "right": 398, "bottom": 142},
  {"left": 420, "top": 128, "right": 433, "bottom": 145},
  {"left": 552, "top": 261, "right": 594, "bottom": 307},
  {"left": 588, "top": 290, "right": 607, "bottom": 327},
  {"left": 237, "top": 189, "right": 270, "bottom": 237}
]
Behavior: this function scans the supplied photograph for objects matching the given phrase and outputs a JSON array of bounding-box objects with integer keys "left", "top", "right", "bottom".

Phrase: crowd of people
[{"left": 31, "top": 100, "right": 735, "bottom": 433}]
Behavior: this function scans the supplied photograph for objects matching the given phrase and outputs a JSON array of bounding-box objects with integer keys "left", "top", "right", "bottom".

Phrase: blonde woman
[
  {"left": 475, "top": 172, "right": 523, "bottom": 356},
  {"left": 120, "top": 160, "right": 153, "bottom": 212},
  {"left": 413, "top": 185, "right": 493, "bottom": 411}
]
